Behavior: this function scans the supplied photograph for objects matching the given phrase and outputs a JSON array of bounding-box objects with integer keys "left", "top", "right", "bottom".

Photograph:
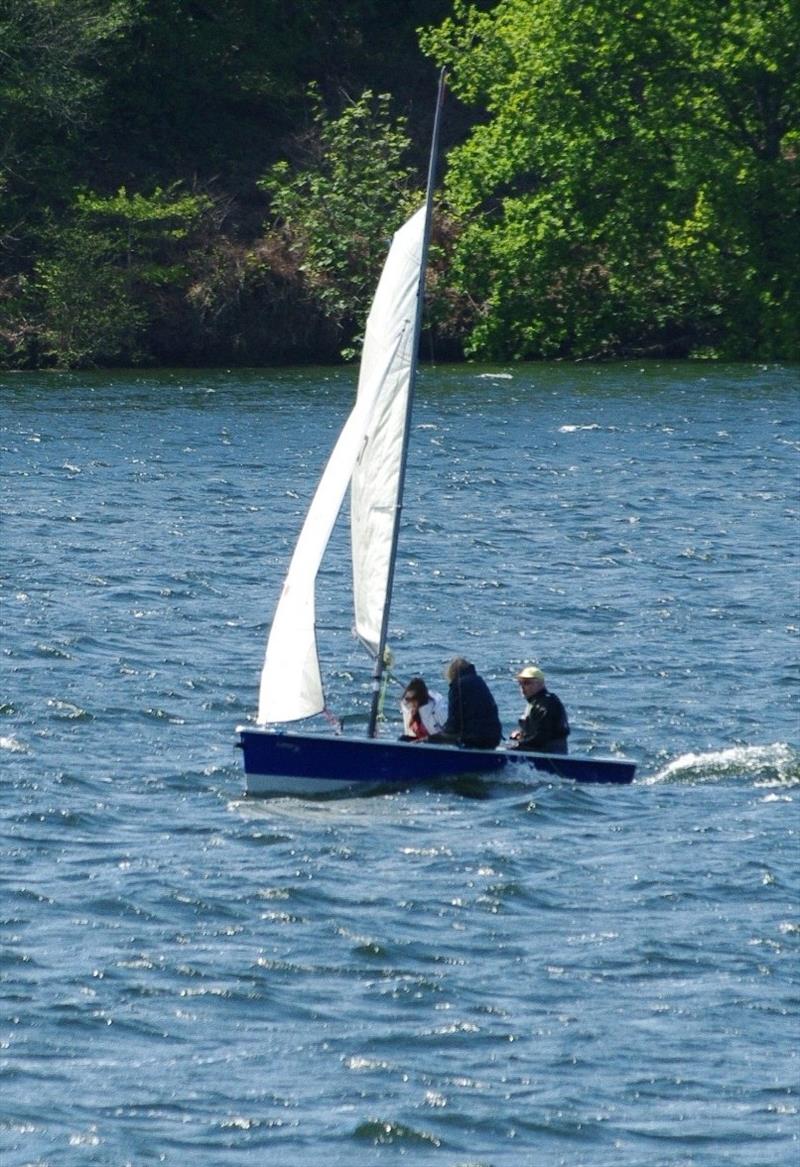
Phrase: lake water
[{"left": 2, "top": 362, "right": 798, "bottom": 1165}]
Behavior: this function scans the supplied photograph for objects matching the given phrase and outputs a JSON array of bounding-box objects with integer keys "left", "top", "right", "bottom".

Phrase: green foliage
[
  {"left": 2, "top": 0, "right": 796, "bottom": 366},
  {"left": 259, "top": 88, "right": 416, "bottom": 353},
  {"left": 34, "top": 232, "right": 147, "bottom": 369},
  {"left": 0, "top": 1, "right": 445, "bottom": 368},
  {"left": 72, "top": 185, "right": 214, "bottom": 277},
  {"left": 422, "top": 0, "right": 800, "bottom": 360},
  {"left": 31, "top": 185, "right": 215, "bottom": 367},
  {"left": 0, "top": 1, "right": 134, "bottom": 235}
]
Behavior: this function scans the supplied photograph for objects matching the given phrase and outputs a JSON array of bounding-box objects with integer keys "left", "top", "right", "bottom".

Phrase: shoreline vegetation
[{"left": 1, "top": 1, "right": 797, "bottom": 372}]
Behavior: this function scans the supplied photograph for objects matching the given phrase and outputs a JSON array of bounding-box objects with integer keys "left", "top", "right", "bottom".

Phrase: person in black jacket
[
  {"left": 429, "top": 657, "right": 502, "bottom": 749},
  {"left": 510, "top": 665, "right": 570, "bottom": 754}
]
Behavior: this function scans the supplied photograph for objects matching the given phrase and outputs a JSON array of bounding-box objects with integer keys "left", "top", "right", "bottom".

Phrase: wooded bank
[{"left": 1, "top": 0, "right": 797, "bottom": 369}]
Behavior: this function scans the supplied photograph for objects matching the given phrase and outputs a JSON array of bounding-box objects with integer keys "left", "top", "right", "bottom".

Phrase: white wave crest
[
  {"left": 0, "top": 735, "right": 28, "bottom": 753},
  {"left": 644, "top": 742, "right": 798, "bottom": 787}
]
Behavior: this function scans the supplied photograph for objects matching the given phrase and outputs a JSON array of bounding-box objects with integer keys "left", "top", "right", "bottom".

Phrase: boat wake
[
  {"left": 644, "top": 742, "right": 799, "bottom": 787},
  {"left": 0, "top": 734, "right": 28, "bottom": 754}
]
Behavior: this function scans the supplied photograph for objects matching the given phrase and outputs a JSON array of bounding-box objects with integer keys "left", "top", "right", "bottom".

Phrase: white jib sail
[
  {"left": 257, "top": 206, "right": 426, "bottom": 725},
  {"left": 351, "top": 207, "right": 426, "bottom": 653}
]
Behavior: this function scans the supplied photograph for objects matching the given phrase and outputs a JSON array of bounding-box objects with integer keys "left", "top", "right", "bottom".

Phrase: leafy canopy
[
  {"left": 422, "top": 0, "right": 800, "bottom": 359},
  {"left": 33, "top": 185, "right": 214, "bottom": 367},
  {"left": 259, "top": 87, "right": 416, "bottom": 354}
]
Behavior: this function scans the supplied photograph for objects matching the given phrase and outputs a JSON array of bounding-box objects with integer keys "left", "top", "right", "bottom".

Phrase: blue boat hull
[{"left": 237, "top": 728, "right": 635, "bottom": 796}]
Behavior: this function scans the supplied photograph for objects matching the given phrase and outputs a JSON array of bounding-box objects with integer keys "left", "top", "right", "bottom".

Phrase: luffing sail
[
  {"left": 351, "top": 208, "right": 426, "bottom": 653},
  {"left": 257, "top": 207, "right": 426, "bottom": 725}
]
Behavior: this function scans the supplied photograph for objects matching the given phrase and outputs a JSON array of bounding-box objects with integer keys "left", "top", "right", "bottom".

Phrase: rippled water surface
[{"left": 2, "top": 363, "right": 798, "bottom": 1165}]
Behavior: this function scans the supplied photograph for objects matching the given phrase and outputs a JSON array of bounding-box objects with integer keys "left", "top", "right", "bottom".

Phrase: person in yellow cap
[{"left": 509, "top": 665, "right": 570, "bottom": 754}]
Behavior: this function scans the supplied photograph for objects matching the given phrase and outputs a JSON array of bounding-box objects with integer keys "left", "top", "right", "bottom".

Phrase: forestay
[{"left": 257, "top": 207, "right": 426, "bottom": 725}]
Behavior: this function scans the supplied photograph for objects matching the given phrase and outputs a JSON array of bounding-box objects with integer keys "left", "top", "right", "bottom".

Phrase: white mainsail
[
  {"left": 351, "top": 208, "right": 427, "bottom": 652},
  {"left": 257, "top": 206, "right": 426, "bottom": 725}
]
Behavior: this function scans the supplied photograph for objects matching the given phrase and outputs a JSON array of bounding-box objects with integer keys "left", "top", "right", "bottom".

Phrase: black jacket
[
  {"left": 443, "top": 664, "right": 502, "bottom": 749},
  {"left": 516, "top": 688, "right": 570, "bottom": 753}
]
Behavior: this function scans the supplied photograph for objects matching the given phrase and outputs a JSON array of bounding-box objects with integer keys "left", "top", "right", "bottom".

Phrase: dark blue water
[{"left": 2, "top": 363, "right": 798, "bottom": 1165}]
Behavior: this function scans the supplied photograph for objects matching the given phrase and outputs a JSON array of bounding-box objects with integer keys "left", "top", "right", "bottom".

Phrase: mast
[{"left": 366, "top": 68, "right": 447, "bottom": 738}]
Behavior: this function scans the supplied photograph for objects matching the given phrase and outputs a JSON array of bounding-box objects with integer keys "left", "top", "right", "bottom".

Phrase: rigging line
[{"left": 322, "top": 706, "right": 343, "bottom": 734}]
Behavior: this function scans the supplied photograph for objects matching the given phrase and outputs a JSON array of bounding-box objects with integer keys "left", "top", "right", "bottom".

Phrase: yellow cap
[{"left": 516, "top": 665, "right": 544, "bottom": 681}]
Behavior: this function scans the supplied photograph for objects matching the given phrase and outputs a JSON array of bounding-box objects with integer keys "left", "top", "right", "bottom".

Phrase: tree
[
  {"left": 0, "top": 0, "right": 449, "bottom": 367},
  {"left": 259, "top": 88, "right": 416, "bottom": 354},
  {"left": 31, "top": 184, "right": 215, "bottom": 367},
  {"left": 0, "top": 1, "right": 133, "bottom": 238},
  {"left": 421, "top": 0, "right": 800, "bottom": 359}
]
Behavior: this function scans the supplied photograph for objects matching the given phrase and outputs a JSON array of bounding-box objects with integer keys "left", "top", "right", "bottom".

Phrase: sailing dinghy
[{"left": 237, "top": 75, "right": 635, "bottom": 795}]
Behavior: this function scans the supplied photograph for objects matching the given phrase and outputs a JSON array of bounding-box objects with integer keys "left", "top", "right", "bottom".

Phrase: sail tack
[{"left": 257, "top": 207, "right": 426, "bottom": 725}]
